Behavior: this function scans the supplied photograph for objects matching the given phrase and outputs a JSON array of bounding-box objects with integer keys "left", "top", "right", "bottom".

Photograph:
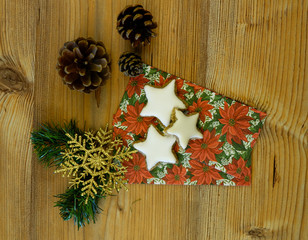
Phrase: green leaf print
[{"left": 231, "top": 140, "right": 246, "bottom": 151}]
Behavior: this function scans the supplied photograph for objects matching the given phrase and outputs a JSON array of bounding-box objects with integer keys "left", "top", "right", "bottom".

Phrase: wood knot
[
  {"left": 247, "top": 227, "right": 268, "bottom": 238},
  {"left": 117, "top": 203, "right": 124, "bottom": 212},
  {"left": 0, "top": 66, "right": 28, "bottom": 93}
]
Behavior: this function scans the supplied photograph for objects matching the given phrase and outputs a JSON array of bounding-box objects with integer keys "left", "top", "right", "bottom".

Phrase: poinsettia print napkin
[{"left": 112, "top": 64, "right": 266, "bottom": 186}]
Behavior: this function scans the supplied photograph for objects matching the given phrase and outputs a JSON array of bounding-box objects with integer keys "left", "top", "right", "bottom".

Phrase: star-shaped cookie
[
  {"left": 165, "top": 109, "right": 203, "bottom": 149},
  {"left": 133, "top": 125, "right": 177, "bottom": 170},
  {"left": 140, "top": 80, "right": 186, "bottom": 127}
]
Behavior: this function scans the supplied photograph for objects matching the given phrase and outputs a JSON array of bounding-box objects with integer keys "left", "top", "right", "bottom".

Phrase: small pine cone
[
  {"left": 117, "top": 5, "right": 157, "bottom": 47},
  {"left": 56, "top": 37, "right": 111, "bottom": 93},
  {"left": 118, "top": 52, "right": 143, "bottom": 77}
]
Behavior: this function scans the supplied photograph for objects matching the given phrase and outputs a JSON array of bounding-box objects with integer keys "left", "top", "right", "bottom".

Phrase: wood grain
[{"left": 0, "top": 0, "right": 307, "bottom": 239}]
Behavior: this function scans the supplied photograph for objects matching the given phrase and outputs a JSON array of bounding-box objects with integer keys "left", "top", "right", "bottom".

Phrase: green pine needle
[
  {"left": 30, "top": 120, "right": 109, "bottom": 228},
  {"left": 54, "top": 187, "right": 105, "bottom": 229},
  {"left": 31, "top": 120, "right": 83, "bottom": 167},
  {"left": 31, "top": 120, "right": 116, "bottom": 229}
]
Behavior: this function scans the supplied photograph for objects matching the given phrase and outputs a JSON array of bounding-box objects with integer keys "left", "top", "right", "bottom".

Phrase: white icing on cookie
[
  {"left": 140, "top": 80, "right": 186, "bottom": 127},
  {"left": 133, "top": 125, "right": 177, "bottom": 170},
  {"left": 166, "top": 109, "right": 203, "bottom": 149}
]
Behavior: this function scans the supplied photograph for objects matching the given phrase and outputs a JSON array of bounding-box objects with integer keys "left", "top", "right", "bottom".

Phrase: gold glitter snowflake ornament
[{"left": 55, "top": 126, "right": 136, "bottom": 203}]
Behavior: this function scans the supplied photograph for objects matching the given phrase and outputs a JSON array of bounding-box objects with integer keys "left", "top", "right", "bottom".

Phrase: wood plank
[
  {"left": 0, "top": 0, "right": 38, "bottom": 239},
  {"left": 0, "top": 0, "right": 306, "bottom": 239}
]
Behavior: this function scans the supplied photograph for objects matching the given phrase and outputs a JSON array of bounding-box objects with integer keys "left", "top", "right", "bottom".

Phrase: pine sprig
[
  {"left": 30, "top": 120, "right": 83, "bottom": 167},
  {"left": 31, "top": 120, "right": 103, "bottom": 228},
  {"left": 54, "top": 186, "right": 105, "bottom": 229},
  {"left": 55, "top": 127, "right": 137, "bottom": 203},
  {"left": 30, "top": 121, "right": 135, "bottom": 229}
]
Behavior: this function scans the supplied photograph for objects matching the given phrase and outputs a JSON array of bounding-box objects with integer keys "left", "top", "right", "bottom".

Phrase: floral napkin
[{"left": 112, "top": 64, "right": 266, "bottom": 186}]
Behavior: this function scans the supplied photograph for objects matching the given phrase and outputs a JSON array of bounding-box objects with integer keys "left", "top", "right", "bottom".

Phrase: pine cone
[
  {"left": 117, "top": 5, "right": 157, "bottom": 47},
  {"left": 56, "top": 37, "right": 111, "bottom": 93},
  {"left": 118, "top": 52, "right": 143, "bottom": 77}
]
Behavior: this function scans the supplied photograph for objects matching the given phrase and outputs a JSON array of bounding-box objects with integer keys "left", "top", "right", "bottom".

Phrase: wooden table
[{"left": 0, "top": 0, "right": 307, "bottom": 239}]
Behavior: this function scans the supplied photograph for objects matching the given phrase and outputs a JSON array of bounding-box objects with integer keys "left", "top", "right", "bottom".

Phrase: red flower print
[
  {"left": 250, "top": 129, "right": 261, "bottom": 147},
  {"left": 154, "top": 75, "right": 177, "bottom": 87},
  {"left": 233, "top": 168, "right": 251, "bottom": 186},
  {"left": 186, "top": 81, "right": 204, "bottom": 94},
  {"left": 189, "top": 160, "right": 222, "bottom": 185},
  {"left": 173, "top": 142, "right": 181, "bottom": 153},
  {"left": 187, "top": 98, "right": 214, "bottom": 122},
  {"left": 154, "top": 75, "right": 166, "bottom": 87},
  {"left": 122, "top": 101, "right": 154, "bottom": 136},
  {"left": 112, "top": 127, "right": 132, "bottom": 146},
  {"left": 225, "top": 157, "right": 250, "bottom": 179},
  {"left": 187, "top": 129, "right": 223, "bottom": 163},
  {"left": 252, "top": 108, "right": 267, "bottom": 120},
  {"left": 176, "top": 79, "right": 188, "bottom": 99},
  {"left": 163, "top": 165, "right": 188, "bottom": 184},
  {"left": 219, "top": 102, "right": 253, "bottom": 144},
  {"left": 112, "top": 108, "right": 123, "bottom": 125},
  {"left": 123, "top": 153, "right": 153, "bottom": 184},
  {"left": 126, "top": 74, "right": 149, "bottom": 98}
]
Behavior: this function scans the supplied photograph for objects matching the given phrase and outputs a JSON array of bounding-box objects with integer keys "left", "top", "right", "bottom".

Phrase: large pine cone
[
  {"left": 57, "top": 37, "right": 111, "bottom": 93},
  {"left": 118, "top": 52, "right": 142, "bottom": 77},
  {"left": 117, "top": 5, "right": 157, "bottom": 47}
]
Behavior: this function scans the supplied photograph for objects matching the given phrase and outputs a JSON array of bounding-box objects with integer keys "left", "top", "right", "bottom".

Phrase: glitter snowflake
[{"left": 55, "top": 126, "right": 136, "bottom": 203}]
